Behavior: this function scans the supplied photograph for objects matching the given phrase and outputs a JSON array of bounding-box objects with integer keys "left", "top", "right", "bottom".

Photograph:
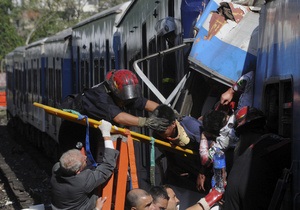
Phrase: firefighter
[{"left": 59, "top": 69, "right": 169, "bottom": 153}]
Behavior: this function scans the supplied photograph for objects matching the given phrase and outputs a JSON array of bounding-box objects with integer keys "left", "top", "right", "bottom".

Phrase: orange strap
[{"left": 125, "top": 129, "right": 139, "bottom": 189}]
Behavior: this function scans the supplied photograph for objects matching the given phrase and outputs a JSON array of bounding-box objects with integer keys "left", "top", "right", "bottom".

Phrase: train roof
[
  {"left": 115, "top": 0, "right": 137, "bottom": 27},
  {"left": 44, "top": 28, "right": 72, "bottom": 43},
  {"left": 25, "top": 37, "right": 48, "bottom": 49},
  {"left": 72, "top": 1, "right": 131, "bottom": 29},
  {"left": 14, "top": 46, "right": 26, "bottom": 53}
]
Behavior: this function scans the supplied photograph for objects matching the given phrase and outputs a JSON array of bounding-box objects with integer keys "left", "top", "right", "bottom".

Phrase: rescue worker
[
  {"left": 59, "top": 69, "right": 169, "bottom": 153},
  {"left": 51, "top": 120, "right": 119, "bottom": 210}
]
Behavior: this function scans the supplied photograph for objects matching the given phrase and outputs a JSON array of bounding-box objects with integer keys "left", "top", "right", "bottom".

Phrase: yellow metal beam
[{"left": 33, "top": 102, "right": 197, "bottom": 156}]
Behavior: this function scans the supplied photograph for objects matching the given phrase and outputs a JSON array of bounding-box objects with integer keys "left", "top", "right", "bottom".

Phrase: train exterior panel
[
  {"left": 43, "top": 29, "right": 73, "bottom": 140},
  {"left": 5, "top": 51, "right": 15, "bottom": 117},
  {"left": 117, "top": 0, "right": 195, "bottom": 102},
  {"left": 25, "top": 38, "right": 47, "bottom": 131},
  {"left": 116, "top": 1, "right": 209, "bottom": 207},
  {"left": 188, "top": 0, "right": 259, "bottom": 86},
  {"left": 13, "top": 47, "right": 26, "bottom": 121},
  {"left": 255, "top": 0, "right": 300, "bottom": 207},
  {"left": 72, "top": 2, "right": 131, "bottom": 92}
]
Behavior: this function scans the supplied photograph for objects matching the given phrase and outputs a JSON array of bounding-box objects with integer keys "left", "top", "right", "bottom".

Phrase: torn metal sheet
[{"left": 188, "top": 0, "right": 259, "bottom": 85}]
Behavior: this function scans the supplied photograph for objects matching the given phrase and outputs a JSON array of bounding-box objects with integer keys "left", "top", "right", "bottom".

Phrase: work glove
[
  {"left": 98, "top": 120, "right": 112, "bottom": 137},
  {"left": 138, "top": 115, "right": 170, "bottom": 132},
  {"left": 197, "top": 187, "right": 224, "bottom": 210}
]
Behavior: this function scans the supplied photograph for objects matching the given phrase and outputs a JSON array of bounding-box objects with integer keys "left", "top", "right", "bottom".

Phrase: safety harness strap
[
  {"left": 150, "top": 137, "right": 156, "bottom": 186},
  {"left": 62, "top": 109, "right": 97, "bottom": 167}
]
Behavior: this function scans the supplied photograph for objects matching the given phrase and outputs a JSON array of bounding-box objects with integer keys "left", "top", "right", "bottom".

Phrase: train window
[
  {"left": 6, "top": 71, "right": 11, "bottom": 90},
  {"left": 72, "top": 61, "right": 76, "bottom": 93},
  {"left": 39, "top": 67, "right": 42, "bottom": 96},
  {"left": 94, "top": 59, "right": 100, "bottom": 84},
  {"left": 105, "top": 40, "right": 110, "bottom": 71},
  {"left": 49, "top": 66, "right": 54, "bottom": 101},
  {"left": 33, "top": 69, "right": 37, "bottom": 94},
  {"left": 129, "top": 52, "right": 141, "bottom": 72},
  {"left": 100, "top": 58, "right": 105, "bottom": 82},
  {"left": 90, "top": 43, "right": 93, "bottom": 85},
  {"left": 33, "top": 64, "right": 37, "bottom": 95},
  {"left": 85, "top": 60, "right": 90, "bottom": 88},
  {"left": 45, "top": 67, "right": 49, "bottom": 102},
  {"left": 15, "top": 70, "right": 19, "bottom": 91},
  {"left": 37, "top": 59, "right": 40, "bottom": 95},
  {"left": 56, "top": 68, "right": 62, "bottom": 103},
  {"left": 142, "top": 23, "right": 147, "bottom": 68},
  {"left": 123, "top": 43, "right": 127, "bottom": 69},
  {"left": 80, "top": 60, "right": 84, "bottom": 90},
  {"left": 149, "top": 37, "right": 160, "bottom": 101},
  {"left": 29, "top": 61, "right": 32, "bottom": 93},
  {"left": 168, "top": 0, "right": 175, "bottom": 17},
  {"left": 111, "top": 57, "right": 115, "bottom": 70},
  {"left": 264, "top": 78, "right": 292, "bottom": 137}
]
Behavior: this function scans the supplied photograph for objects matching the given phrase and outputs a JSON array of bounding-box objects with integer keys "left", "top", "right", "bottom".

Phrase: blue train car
[
  {"left": 254, "top": 0, "right": 300, "bottom": 208},
  {"left": 5, "top": 46, "right": 26, "bottom": 120},
  {"left": 71, "top": 1, "right": 131, "bottom": 93},
  {"left": 24, "top": 38, "right": 48, "bottom": 131},
  {"left": 188, "top": 0, "right": 260, "bottom": 86},
  {"left": 116, "top": 1, "right": 210, "bottom": 208},
  {"left": 13, "top": 47, "right": 26, "bottom": 122},
  {"left": 5, "top": 51, "right": 15, "bottom": 117},
  {"left": 43, "top": 28, "right": 72, "bottom": 143}
]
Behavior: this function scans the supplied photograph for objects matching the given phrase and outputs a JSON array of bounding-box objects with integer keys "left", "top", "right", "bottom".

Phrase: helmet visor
[{"left": 119, "top": 84, "right": 142, "bottom": 101}]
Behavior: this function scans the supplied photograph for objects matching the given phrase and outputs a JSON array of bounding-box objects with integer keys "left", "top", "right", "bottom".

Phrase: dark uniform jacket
[
  {"left": 51, "top": 148, "right": 119, "bottom": 210},
  {"left": 62, "top": 82, "right": 147, "bottom": 121}
]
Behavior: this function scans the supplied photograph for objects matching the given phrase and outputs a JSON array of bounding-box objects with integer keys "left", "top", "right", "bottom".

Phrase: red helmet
[
  {"left": 105, "top": 69, "right": 142, "bottom": 101},
  {"left": 235, "top": 106, "right": 266, "bottom": 133}
]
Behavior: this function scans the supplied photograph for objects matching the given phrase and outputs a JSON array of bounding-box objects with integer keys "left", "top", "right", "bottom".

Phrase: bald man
[{"left": 126, "top": 188, "right": 156, "bottom": 210}]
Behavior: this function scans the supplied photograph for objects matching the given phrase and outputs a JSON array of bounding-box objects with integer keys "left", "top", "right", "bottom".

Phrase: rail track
[{"left": 0, "top": 109, "right": 52, "bottom": 209}]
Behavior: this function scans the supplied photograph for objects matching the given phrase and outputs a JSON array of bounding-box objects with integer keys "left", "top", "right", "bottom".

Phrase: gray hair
[{"left": 59, "top": 149, "right": 83, "bottom": 175}]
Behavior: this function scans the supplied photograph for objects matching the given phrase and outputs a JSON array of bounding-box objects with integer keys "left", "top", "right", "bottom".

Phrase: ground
[{"left": 0, "top": 108, "right": 52, "bottom": 209}]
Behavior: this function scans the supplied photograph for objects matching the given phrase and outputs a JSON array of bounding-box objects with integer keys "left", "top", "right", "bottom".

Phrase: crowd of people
[{"left": 50, "top": 69, "right": 290, "bottom": 210}]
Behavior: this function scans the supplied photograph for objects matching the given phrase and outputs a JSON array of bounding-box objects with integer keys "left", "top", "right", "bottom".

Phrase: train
[{"left": 4, "top": 0, "right": 300, "bottom": 209}]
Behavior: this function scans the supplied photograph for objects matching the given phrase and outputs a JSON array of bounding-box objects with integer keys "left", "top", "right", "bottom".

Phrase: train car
[
  {"left": 115, "top": 0, "right": 213, "bottom": 208},
  {"left": 43, "top": 28, "right": 72, "bottom": 142},
  {"left": 24, "top": 38, "right": 48, "bottom": 134},
  {"left": 14, "top": 47, "right": 27, "bottom": 120},
  {"left": 253, "top": 0, "right": 300, "bottom": 208},
  {"left": 71, "top": 1, "right": 131, "bottom": 93},
  {"left": 187, "top": 0, "right": 299, "bottom": 208},
  {"left": 38, "top": 28, "right": 73, "bottom": 157},
  {"left": 5, "top": 46, "right": 26, "bottom": 119},
  {"left": 5, "top": 51, "right": 14, "bottom": 116}
]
